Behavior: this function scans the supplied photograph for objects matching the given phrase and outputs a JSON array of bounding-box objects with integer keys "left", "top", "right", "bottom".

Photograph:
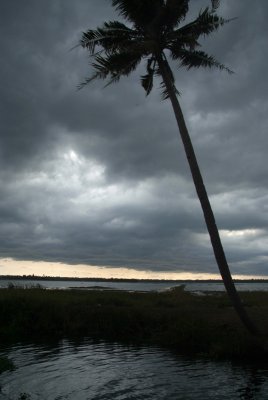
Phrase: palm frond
[
  {"left": 211, "top": 0, "right": 220, "bottom": 13},
  {"left": 156, "top": 56, "right": 180, "bottom": 100},
  {"left": 162, "top": 0, "right": 189, "bottom": 29},
  {"left": 112, "top": 0, "right": 164, "bottom": 30},
  {"left": 77, "top": 72, "right": 106, "bottom": 90},
  {"left": 167, "top": 30, "right": 201, "bottom": 53},
  {"left": 80, "top": 29, "right": 106, "bottom": 54},
  {"left": 178, "top": 49, "right": 233, "bottom": 73},
  {"left": 159, "top": 80, "right": 180, "bottom": 100},
  {"left": 80, "top": 21, "right": 139, "bottom": 54},
  {"left": 89, "top": 51, "right": 143, "bottom": 87},
  {"left": 178, "top": 7, "right": 228, "bottom": 40},
  {"left": 141, "top": 57, "right": 156, "bottom": 96}
]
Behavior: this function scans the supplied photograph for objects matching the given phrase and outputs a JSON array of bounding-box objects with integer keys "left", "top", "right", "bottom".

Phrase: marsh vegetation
[{"left": 1, "top": 286, "right": 267, "bottom": 359}]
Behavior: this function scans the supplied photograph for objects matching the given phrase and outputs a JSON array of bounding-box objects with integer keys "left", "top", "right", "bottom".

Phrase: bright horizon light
[{"left": 0, "top": 258, "right": 267, "bottom": 280}]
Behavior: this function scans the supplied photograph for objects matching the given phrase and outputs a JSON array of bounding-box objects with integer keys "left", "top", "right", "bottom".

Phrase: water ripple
[{"left": 1, "top": 339, "right": 268, "bottom": 399}]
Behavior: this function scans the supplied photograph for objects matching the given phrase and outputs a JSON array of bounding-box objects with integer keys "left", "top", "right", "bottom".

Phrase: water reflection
[
  {"left": 0, "top": 340, "right": 268, "bottom": 399},
  {"left": 237, "top": 365, "right": 267, "bottom": 399}
]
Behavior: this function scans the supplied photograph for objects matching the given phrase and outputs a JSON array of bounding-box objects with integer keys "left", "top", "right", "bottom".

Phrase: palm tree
[{"left": 79, "top": 0, "right": 258, "bottom": 335}]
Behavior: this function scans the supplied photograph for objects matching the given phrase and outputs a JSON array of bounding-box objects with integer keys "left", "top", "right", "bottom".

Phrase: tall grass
[{"left": 0, "top": 286, "right": 267, "bottom": 359}]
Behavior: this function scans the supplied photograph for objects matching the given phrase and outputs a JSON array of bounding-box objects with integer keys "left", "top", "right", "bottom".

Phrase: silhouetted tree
[{"left": 79, "top": 0, "right": 258, "bottom": 335}]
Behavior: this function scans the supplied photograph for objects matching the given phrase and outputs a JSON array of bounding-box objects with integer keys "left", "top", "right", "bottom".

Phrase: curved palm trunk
[{"left": 157, "top": 55, "right": 259, "bottom": 336}]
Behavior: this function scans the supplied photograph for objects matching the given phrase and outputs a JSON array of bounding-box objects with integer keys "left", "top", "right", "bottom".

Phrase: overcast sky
[{"left": 1, "top": 0, "right": 268, "bottom": 278}]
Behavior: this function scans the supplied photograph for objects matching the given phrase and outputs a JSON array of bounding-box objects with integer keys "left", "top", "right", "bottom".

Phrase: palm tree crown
[{"left": 79, "top": 0, "right": 232, "bottom": 96}]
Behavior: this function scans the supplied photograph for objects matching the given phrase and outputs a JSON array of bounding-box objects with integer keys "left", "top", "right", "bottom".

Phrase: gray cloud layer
[{"left": 1, "top": 0, "right": 268, "bottom": 276}]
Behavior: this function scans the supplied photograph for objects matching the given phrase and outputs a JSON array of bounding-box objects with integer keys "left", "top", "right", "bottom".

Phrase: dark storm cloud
[
  {"left": 1, "top": 1, "right": 101, "bottom": 168},
  {"left": 0, "top": 0, "right": 268, "bottom": 276}
]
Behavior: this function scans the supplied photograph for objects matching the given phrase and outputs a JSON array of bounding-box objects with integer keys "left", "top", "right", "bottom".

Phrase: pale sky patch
[{"left": 1, "top": 258, "right": 267, "bottom": 280}]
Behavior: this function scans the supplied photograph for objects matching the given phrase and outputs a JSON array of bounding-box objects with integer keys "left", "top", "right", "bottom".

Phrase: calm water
[
  {"left": 1, "top": 279, "right": 268, "bottom": 292},
  {"left": 1, "top": 339, "right": 268, "bottom": 399}
]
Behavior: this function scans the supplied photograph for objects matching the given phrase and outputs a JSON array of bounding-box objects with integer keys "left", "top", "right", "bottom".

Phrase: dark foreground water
[{"left": 1, "top": 340, "right": 268, "bottom": 400}]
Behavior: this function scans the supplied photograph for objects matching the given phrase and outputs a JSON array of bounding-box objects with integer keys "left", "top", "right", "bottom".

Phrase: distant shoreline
[{"left": 1, "top": 274, "right": 268, "bottom": 283}]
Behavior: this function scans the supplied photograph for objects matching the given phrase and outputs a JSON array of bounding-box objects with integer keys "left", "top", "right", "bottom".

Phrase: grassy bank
[{"left": 0, "top": 286, "right": 268, "bottom": 359}]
